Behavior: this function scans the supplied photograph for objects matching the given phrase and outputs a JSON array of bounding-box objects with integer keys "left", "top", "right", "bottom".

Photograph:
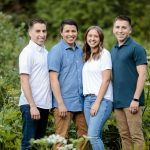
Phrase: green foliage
[
  {"left": 103, "top": 113, "right": 122, "bottom": 149},
  {"left": 0, "top": 12, "right": 26, "bottom": 73},
  {"left": 0, "top": 12, "right": 27, "bottom": 108},
  {"left": 34, "top": 0, "right": 150, "bottom": 45},
  {"left": 35, "top": 0, "right": 114, "bottom": 39},
  {"left": 0, "top": 12, "right": 26, "bottom": 149},
  {"left": 143, "top": 106, "right": 150, "bottom": 149},
  {"left": 1, "top": 0, "right": 150, "bottom": 45},
  {"left": 0, "top": 94, "right": 22, "bottom": 150}
]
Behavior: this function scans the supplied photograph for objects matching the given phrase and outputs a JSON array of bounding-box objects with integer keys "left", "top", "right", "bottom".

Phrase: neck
[
  {"left": 91, "top": 47, "right": 98, "bottom": 54},
  {"left": 118, "top": 37, "right": 129, "bottom": 46}
]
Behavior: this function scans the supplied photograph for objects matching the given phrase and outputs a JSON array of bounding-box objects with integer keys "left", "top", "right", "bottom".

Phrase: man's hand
[
  {"left": 30, "top": 106, "right": 40, "bottom": 120},
  {"left": 58, "top": 104, "right": 68, "bottom": 117},
  {"left": 129, "top": 100, "right": 139, "bottom": 114}
]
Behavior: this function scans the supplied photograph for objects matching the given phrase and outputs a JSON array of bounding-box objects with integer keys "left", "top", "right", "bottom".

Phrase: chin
[{"left": 37, "top": 43, "right": 44, "bottom": 46}]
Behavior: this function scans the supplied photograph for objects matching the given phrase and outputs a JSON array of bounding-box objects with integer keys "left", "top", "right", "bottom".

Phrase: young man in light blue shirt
[{"left": 48, "top": 19, "right": 88, "bottom": 150}]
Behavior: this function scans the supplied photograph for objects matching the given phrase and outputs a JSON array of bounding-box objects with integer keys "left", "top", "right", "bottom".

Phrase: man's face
[
  {"left": 60, "top": 24, "right": 78, "bottom": 47},
  {"left": 29, "top": 23, "right": 47, "bottom": 46},
  {"left": 113, "top": 20, "right": 131, "bottom": 45}
]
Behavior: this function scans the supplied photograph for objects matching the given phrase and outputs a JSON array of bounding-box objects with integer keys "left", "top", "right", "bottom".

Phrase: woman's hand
[{"left": 90, "top": 101, "right": 100, "bottom": 116}]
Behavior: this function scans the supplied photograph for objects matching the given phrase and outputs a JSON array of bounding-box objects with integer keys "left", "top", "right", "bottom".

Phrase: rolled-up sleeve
[{"left": 48, "top": 47, "right": 62, "bottom": 73}]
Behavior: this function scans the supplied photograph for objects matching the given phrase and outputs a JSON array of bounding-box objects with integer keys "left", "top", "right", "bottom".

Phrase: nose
[
  {"left": 68, "top": 31, "right": 74, "bottom": 36},
  {"left": 39, "top": 31, "right": 45, "bottom": 37},
  {"left": 91, "top": 36, "right": 95, "bottom": 40},
  {"left": 118, "top": 28, "right": 123, "bottom": 32}
]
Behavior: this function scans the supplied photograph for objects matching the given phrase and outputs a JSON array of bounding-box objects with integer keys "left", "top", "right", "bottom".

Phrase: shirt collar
[
  {"left": 60, "top": 39, "right": 78, "bottom": 51},
  {"left": 115, "top": 37, "right": 132, "bottom": 48},
  {"left": 29, "top": 40, "right": 45, "bottom": 52}
]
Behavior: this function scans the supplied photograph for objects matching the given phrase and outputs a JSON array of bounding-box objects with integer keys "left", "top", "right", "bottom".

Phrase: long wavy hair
[{"left": 83, "top": 26, "right": 104, "bottom": 62}]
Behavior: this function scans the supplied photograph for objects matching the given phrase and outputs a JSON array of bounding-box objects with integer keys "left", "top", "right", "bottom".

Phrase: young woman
[{"left": 82, "top": 26, "right": 113, "bottom": 150}]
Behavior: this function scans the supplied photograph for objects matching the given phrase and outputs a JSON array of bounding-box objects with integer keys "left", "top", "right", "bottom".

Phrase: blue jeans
[
  {"left": 20, "top": 105, "right": 49, "bottom": 150},
  {"left": 84, "top": 96, "right": 113, "bottom": 150}
]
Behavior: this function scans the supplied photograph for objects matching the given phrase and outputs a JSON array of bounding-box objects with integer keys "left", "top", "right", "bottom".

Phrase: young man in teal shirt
[{"left": 111, "top": 15, "right": 147, "bottom": 150}]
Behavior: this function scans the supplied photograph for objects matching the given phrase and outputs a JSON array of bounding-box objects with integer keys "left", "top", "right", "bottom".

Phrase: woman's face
[{"left": 86, "top": 29, "right": 100, "bottom": 49}]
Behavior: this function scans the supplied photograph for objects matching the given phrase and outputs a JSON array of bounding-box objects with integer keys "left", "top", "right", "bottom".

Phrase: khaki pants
[
  {"left": 53, "top": 108, "right": 89, "bottom": 150},
  {"left": 115, "top": 107, "right": 145, "bottom": 150}
]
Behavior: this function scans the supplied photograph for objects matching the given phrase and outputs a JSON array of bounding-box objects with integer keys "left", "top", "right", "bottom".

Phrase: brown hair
[
  {"left": 60, "top": 19, "right": 78, "bottom": 32},
  {"left": 114, "top": 15, "right": 132, "bottom": 27},
  {"left": 28, "top": 18, "right": 47, "bottom": 30},
  {"left": 83, "top": 26, "right": 104, "bottom": 62}
]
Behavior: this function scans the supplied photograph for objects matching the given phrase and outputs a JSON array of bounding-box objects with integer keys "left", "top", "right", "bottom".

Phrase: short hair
[
  {"left": 114, "top": 15, "right": 132, "bottom": 26},
  {"left": 60, "top": 19, "right": 78, "bottom": 32},
  {"left": 28, "top": 18, "right": 47, "bottom": 30}
]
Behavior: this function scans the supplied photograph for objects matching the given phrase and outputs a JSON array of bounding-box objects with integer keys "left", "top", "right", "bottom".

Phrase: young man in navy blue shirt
[{"left": 111, "top": 15, "right": 147, "bottom": 150}]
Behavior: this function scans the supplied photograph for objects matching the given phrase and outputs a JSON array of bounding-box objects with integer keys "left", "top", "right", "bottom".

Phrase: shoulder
[
  {"left": 130, "top": 38, "right": 145, "bottom": 51},
  {"left": 110, "top": 45, "right": 116, "bottom": 52},
  {"left": 48, "top": 42, "right": 62, "bottom": 56},
  {"left": 131, "top": 40, "right": 147, "bottom": 58},
  {"left": 75, "top": 42, "right": 83, "bottom": 53},
  {"left": 102, "top": 48, "right": 111, "bottom": 57},
  {"left": 19, "top": 44, "right": 32, "bottom": 57}
]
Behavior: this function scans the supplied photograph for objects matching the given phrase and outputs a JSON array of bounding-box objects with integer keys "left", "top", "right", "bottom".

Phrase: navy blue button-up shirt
[
  {"left": 111, "top": 37, "right": 147, "bottom": 108},
  {"left": 48, "top": 39, "right": 83, "bottom": 111}
]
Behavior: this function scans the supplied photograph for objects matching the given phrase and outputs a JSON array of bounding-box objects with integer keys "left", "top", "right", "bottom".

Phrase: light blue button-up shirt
[{"left": 48, "top": 39, "right": 83, "bottom": 111}]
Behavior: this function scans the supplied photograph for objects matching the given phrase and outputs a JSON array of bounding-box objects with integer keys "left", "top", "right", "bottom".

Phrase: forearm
[
  {"left": 51, "top": 80, "right": 64, "bottom": 105},
  {"left": 20, "top": 74, "right": 36, "bottom": 107},
  {"left": 134, "top": 74, "right": 147, "bottom": 99},
  {"left": 134, "top": 65, "right": 147, "bottom": 99},
  {"left": 49, "top": 72, "right": 67, "bottom": 116},
  {"left": 96, "top": 80, "right": 110, "bottom": 103},
  {"left": 49, "top": 72, "right": 64, "bottom": 106},
  {"left": 96, "top": 70, "right": 111, "bottom": 104}
]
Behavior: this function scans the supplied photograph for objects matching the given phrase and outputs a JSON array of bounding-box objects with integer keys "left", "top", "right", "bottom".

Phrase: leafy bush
[
  {"left": 0, "top": 12, "right": 26, "bottom": 150},
  {"left": 0, "top": 12, "right": 27, "bottom": 109},
  {"left": 0, "top": 91, "right": 22, "bottom": 150}
]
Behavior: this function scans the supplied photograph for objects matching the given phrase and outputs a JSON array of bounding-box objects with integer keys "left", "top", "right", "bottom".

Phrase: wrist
[
  {"left": 30, "top": 104, "right": 36, "bottom": 108},
  {"left": 133, "top": 98, "right": 139, "bottom": 102}
]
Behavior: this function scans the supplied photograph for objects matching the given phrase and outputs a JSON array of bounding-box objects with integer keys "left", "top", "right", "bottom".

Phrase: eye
[
  {"left": 115, "top": 26, "right": 120, "bottom": 29},
  {"left": 87, "top": 34, "right": 92, "bottom": 37}
]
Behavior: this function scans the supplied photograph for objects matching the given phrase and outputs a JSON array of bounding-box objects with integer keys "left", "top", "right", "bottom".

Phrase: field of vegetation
[{"left": 0, "top": 0, "right": 150, "bottom": 149}]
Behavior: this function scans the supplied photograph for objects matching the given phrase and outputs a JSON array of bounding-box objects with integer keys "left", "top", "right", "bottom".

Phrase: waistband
[{"left": 84, "top": 94, "right": 96, "bottom": 97}]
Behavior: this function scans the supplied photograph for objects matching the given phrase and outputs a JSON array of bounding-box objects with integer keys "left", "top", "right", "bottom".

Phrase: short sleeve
[
  {"left": 48, "top": 46, "right": 62, "bottom": 73},
  {"left": 19, "top": 48, "right": 32, "bottom": 74},
  {"left": 100, "top": 49, "right": 112, "bottom": 71},
  {"left": 133, "top": 45, "right": 147, "bottom": 66}
]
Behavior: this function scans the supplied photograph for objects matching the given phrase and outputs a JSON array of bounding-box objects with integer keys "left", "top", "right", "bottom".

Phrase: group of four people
[{"left": 19, "top": 15, "right": 147, "bottom": 150}]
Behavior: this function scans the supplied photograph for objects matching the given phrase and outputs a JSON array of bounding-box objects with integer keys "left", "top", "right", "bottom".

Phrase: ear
[
  {"left": 28, "top": 30, "right": 31, "bottom": 37},
  {"left": 129, "top": 27, "right": 132, "bottom": 34},
  {"left": 60, "top": 31, "right": 63, "bottom": 37}
]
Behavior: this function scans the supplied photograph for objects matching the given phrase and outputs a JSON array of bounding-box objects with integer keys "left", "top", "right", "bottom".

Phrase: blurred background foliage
[
  {"left": 0, "top": 0, "right": 150, "bottom": 149},
  {"left": 0, "top": 0, "right": 150, "bottom": 48}
]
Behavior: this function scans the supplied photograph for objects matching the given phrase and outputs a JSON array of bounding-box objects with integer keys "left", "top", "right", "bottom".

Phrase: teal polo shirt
[
  {"left": 48, "top": 39, "right": 83, "bottom": 112},
  {"left": 111, "top": 37, "right": 147, "bottom": 108}
]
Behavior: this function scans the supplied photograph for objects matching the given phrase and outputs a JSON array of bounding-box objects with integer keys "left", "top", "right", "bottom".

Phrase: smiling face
[
  {"left": 60, "top": 24, "right": 78, "bottom": 47},
  {"left": 113, "top": 19, "right": 132, "bottom": 46},
  {"left": 28, "top": 23, "right": 47, "bottom": 46},
  {"left": 86, "top": 29, "right": 100, "bottom": 50}
]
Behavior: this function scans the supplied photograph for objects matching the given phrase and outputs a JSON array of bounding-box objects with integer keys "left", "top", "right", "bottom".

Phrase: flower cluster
[
  {"left": 47, "top": 134, "right": 67, "bottom": 145},
  {"left": 31, "top": 134, "right": 76, "bottom": 150}
]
